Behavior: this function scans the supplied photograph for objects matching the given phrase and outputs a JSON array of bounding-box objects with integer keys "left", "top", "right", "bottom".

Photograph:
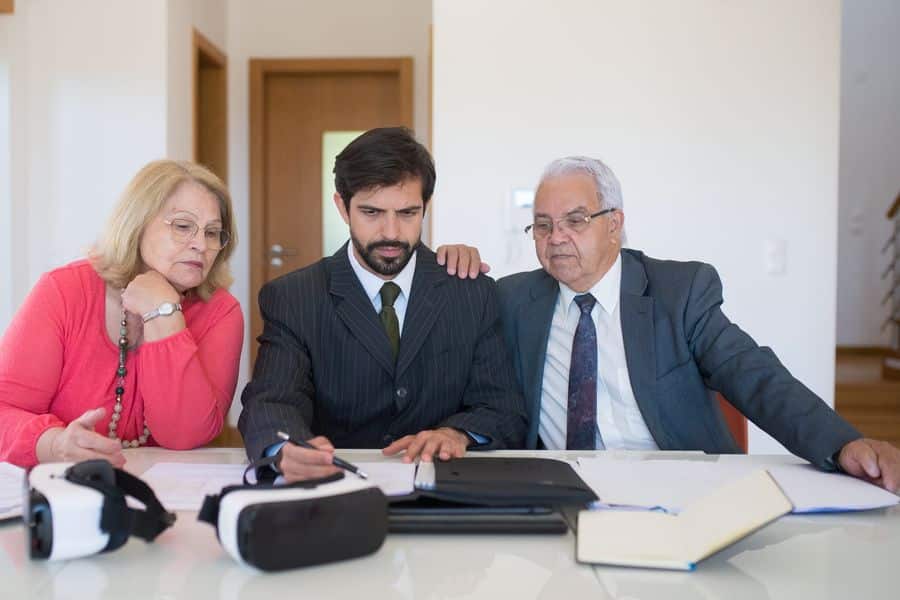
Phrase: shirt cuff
[
  {"left": 264, "top": 441, "right": 287, "bottom": 473},
  {"left": 465, "top": 430, "right": 490, "bottom": 447}
]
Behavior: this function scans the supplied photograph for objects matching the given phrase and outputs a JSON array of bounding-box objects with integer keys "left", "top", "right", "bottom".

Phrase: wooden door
[{"left": 250, "top": 58, "right": 413, "bottom": 357}]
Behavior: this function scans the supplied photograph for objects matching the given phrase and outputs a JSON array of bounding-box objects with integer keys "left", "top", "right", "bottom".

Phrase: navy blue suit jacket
[
  {"left": 239, "top": 244, "right": 527, "bottom": 460},
  {"left": 497, "top": 248, "right": 860, "bottom": 468}
]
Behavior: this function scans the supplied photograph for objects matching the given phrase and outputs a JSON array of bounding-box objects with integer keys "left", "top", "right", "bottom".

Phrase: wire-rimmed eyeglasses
[
  {"left": 524, "top": 208, "right": 616, "bottom": 239},
  {"left": 163, "top": 218, "right": 230, "bottom": 250}
]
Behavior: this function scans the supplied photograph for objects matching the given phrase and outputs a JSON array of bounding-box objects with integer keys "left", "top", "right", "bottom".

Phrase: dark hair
[{"left": 333, "top": 127, "right": 436, "bottom": 211}]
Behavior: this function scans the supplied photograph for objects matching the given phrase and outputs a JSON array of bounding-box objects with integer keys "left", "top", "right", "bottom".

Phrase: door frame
[
  {"left": 193, "top": 30, "right": 227, "bottom": 178},
  {"left": 249, "top": 58, "right": 414, "bottom": 356}
]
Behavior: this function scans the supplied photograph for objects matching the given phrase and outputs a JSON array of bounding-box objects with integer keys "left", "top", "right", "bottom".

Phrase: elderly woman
[{"left": 0, "top": 160, "right": 243, "bottom": 468}]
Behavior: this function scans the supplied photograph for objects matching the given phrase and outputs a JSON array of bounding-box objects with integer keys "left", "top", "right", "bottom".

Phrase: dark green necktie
[{"left": 379, "top": 282, "right": 401, "bottom": 360}]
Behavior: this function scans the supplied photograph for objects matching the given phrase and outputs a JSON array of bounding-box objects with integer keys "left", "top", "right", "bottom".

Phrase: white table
[{"left": 2, "top": 448, "right": 898, "bottom": 600}]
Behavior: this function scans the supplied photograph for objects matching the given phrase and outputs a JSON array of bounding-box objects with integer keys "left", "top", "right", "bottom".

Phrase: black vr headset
[{"left": 26, "top": 460, "right": 176, "bottom": 560}]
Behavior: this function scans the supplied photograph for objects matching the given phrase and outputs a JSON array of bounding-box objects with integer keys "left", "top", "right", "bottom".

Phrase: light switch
[{"left": 764, "top": 239, "right": 787, "bottom": 276}]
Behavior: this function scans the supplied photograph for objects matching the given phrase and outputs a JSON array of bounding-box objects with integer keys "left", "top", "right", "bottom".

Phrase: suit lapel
[
  {"left": 327, "top": 244, "right": 395, "bottom": 376},
  {"left": 520, "top": 272, "right": 558, "bottom": 447},
  {"left": 396, "top": 247, "right": 448, "bottom": 379},
  {"left": 619, "top": 250, "right": 667, "bottom": 447}
]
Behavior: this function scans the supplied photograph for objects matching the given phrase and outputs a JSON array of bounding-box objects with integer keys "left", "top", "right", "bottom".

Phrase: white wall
[
  {"left": 0, "top": 13, "right": 12, "bottom": 330},
  {"left": 433, "top": 0, "right": 842, "bottom": 454},
  {"left": 836, "top": 0, "right": 900, "bottom": 347},
  {"left": 166, "top": 0, "right": 227, "bottom": 161},
  {"left": 2, "top": 0, "right": 169, "bottom": 325},
  {"left": 226, "top": 0, "right": 432, "bottom": 422}
]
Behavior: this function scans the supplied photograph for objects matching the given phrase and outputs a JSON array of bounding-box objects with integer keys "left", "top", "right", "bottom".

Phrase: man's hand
[
  {"left": 838, "top": 438, "right": 900, "bottom": 493},
  {"left": 36, "top": 408, "right": 126, "bottom": 467},
  {"left": 382, "top": 427, "right": 471, "bottom": 463},
  {"left": 278, "top": 435, "right": 341, "bottom": 483},
  {"left": 435, "top": 245, "right": 490, "bottom": 279}
]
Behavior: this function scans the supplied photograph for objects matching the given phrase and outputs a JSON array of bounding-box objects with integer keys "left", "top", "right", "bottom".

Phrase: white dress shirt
[
  {"left": 539, "top": 255, "right": 659, "bottom": 451},
  {"left": 347, "top": 243, "right": 416, "bottom": 333}
]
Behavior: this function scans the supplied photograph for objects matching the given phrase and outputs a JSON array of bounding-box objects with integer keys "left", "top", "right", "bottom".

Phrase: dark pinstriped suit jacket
[{"left": 238, "top": 243, "right": 528, "bottom": 460}]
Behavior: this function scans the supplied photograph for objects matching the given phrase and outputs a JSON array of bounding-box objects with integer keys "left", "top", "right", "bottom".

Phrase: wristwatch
[{"left": 142, "top": 301, "right": 183, "bottom": 323}]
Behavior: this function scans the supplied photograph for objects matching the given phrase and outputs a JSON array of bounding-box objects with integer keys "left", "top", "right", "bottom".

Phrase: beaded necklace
[{"left": 108, "top": 309, "right": 150, "bottom": 447}]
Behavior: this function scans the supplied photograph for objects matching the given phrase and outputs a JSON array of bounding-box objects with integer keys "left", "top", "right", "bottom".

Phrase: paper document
[
  {"left": 358, "top": 462, "right": 416, "bottom": 496},
  {"left": 0, "top": 462, "right": 25, "bottom": 520},
  {"left": 140, "top": 463, "right": 246, "bottom": 511},
  {"left": 576, "top": 457, "right": 899, "bottom": 514},
  {"left": 140, "top": 461, "right": 417, "bottom": 511},
  {"left": 577, "top": 470, "right": 792, "bottom": 570}
]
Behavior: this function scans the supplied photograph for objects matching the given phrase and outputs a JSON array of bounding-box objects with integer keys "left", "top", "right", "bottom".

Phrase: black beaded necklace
[{"left": 108, "top": 309, "right": 150, "bottom": 447}]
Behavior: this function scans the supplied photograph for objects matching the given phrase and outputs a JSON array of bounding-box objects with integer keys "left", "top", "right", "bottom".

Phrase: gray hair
[{"left": 538, "top": 156, "right": 627, "bottom": 243}]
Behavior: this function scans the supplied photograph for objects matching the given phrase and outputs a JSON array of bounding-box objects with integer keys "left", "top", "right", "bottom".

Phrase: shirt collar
[
  {"left": 347, "top": 242, "right": 417, "bottom": 304},
  {"left": 558, "top": 253, "right": 622, "bottom": 316}
]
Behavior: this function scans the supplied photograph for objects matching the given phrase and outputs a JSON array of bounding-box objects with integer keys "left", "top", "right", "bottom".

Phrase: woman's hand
[
  {"left": 121, "top": 271, "right": 181, "bottom": 317},
  {"left": 36, "top": 408, "right": 126, "bottom": 467}
]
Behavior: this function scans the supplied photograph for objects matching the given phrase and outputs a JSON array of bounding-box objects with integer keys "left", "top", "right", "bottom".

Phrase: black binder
[{"left": 388, "top": 457, "right": 597, "bottom": 534}]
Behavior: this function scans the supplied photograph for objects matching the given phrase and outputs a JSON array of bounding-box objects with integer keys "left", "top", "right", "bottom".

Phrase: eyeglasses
[
  {"left": 163, "top": 218, "right": 230, "bottom": 250},
  {"left": 524, "top": 208, "right": 616, "bottom": 239}
]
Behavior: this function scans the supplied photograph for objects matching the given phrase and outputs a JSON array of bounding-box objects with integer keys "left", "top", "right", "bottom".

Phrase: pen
[{"left": 276, "top": 431, "right": 369, "bottom": 480}]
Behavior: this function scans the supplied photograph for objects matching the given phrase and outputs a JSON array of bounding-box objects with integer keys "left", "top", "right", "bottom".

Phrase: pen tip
[
  {"left": 276, "top": 431, "right": 289, "bottom": 440},
  {"left": 358, "top": 470, "right": 369, "bottom": 480}
]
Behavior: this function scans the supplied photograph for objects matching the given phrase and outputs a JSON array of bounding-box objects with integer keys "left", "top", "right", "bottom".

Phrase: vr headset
[
  {"left": 198, "top": 472, "right": 388, "bottom": 572},
  {"left": 26, "top": 460, "right": 176, "bottom": 560}
]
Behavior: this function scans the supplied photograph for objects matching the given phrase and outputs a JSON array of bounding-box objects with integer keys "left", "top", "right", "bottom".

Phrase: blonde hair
[{"left": 90, "top": 160, "right": 237, "bottom": 300}]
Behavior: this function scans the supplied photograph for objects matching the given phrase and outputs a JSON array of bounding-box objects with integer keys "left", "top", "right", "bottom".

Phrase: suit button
[
  {"left": 383, "top": 435, "right": 394, "bottom": 446},
  {"left": 396, "top": 387, "right": 408, "bottom": 398}
]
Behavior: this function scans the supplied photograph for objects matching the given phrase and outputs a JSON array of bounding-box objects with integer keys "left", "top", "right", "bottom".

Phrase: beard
[{"left": 352, "top": 235, "right": 418, "bottom": 276}]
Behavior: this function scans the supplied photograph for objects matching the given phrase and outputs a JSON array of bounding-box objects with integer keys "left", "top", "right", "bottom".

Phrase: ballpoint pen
[{"left": 276, "top": 431, "right": 369, "bottom": 479}]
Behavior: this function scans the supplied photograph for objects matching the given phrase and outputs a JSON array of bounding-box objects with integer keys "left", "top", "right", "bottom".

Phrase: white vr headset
[
  {"left": 198, "top": 472, "right": 388, "bottom": 571},
  {"left": 26, "top": 460, "right": 176, "bottom": 561}
]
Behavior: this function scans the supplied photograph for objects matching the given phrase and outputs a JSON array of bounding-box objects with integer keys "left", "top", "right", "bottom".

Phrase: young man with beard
[{"left": 239, "top": 127, "right": 527, "bottom": 482}]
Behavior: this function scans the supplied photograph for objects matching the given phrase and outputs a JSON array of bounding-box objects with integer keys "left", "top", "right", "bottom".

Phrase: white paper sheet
[
  {"left": 140, "top": 463, "right": 246, "bottom": 511},
  {"left": 576, "top": 457, "right": 899, "bottom": 514},
  {"left": 358, "top": 461, "right": 416, "bottom": 496},
  {"left": 0, "top": 462, "right": 25, "bottom": 520},
  {"left": 140, "top": 461, "right": 417, "bottom": 511}
]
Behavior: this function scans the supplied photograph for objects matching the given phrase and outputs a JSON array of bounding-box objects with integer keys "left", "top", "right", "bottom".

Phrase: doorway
[
  {"left": 193, "top": 30, "right": 227, "bottom": 180},
  {"left": 249, "top": 58, "right": 414, "bottom": 358}
]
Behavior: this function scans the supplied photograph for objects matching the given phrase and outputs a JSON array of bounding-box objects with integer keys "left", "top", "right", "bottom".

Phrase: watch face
[{"left": 158, "top": 302, "right": 176, "bottom": 316}]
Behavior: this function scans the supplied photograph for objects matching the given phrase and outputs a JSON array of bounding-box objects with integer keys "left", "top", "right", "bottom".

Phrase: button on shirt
[
  {"left": 347, "top": 244, "right": 415, "bottom": 333},
  {"left": 539, "top": 255, "right": 659, "bottom": 451}
]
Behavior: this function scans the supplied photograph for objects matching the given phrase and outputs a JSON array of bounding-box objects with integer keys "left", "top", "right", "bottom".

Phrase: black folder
[{"left": 388, "top": 457, "right": 597, "bottom": 534}]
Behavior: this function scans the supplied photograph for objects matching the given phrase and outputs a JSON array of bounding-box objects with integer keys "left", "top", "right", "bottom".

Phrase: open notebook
[{"left": 576, "top": 469, "right": 792, "bottom": 570}]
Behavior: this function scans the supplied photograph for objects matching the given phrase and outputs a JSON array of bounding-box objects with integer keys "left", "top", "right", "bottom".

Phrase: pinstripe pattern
[{"left": 238, "top": 243, "right": 527, "bottom": 460}]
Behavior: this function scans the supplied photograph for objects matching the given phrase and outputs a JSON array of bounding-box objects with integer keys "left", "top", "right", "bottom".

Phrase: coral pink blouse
[{"left": 0, "top": 260, "right": 244, "bottom": 467}]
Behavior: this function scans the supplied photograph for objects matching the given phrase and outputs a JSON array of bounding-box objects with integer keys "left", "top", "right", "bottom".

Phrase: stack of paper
[
  {"left": 575, "top": 457, "right": 900, "bottom": 514},
  {"left": 0, "top": 462, "right": 25, "bottom": 520}
]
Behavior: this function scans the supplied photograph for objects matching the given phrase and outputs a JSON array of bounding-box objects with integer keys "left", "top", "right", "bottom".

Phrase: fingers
[
  {"left": 306, "top": 436, "right": 335, "bottom": 452},
  {"left": 279, "top": 443, "right": 341, "bottom": 482},
  {"left": 839, "top": 439, "right": 881, "bottom": 480},
  {"left": 479, "top": 261, "right": 491, "bottom": 274},
  {"left": 382, "top": 435, "right": 414, "bottom": 457},
  {"left": 383, "top": 430, "right": 469, "bottom": 463},
  {"left": 464, "top": 248, "right": 481, "bottom": 279},
  {"left": 444, "top": 246, "right": 459, "bottom": 276},
  {"left": 872, "top": 440, "right": 900, "bottom": 493},
  {"left": 456, "top": 248, "right": 472, "bottom": 279},
  {"left": 436, "top": 245, "right": 447, "bottom": 266},
  {"left": 75, "top": 407, "right": 107, "bottom": 429}
]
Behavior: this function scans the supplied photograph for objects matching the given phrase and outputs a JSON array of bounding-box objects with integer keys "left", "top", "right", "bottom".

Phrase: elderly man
[{"left": 496, "top": 156, "right": 900, "bottom": 491}]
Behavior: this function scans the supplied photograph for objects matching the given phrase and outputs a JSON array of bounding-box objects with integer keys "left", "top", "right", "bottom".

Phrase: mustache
[{"left": 367, "top": 240, "right": 411, "bottom": 252}]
